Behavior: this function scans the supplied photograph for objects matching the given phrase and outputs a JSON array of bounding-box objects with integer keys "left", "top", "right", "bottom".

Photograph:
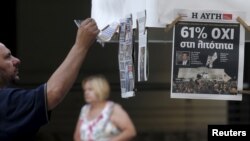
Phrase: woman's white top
[{"left": 79, "top": 101, "right": 120, "bottom": 141}]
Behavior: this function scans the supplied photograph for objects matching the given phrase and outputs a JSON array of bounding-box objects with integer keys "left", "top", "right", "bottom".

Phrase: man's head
[
  {"left": 181, "top": 52, "right": 189, "bottom": 61},
  {"left": 0, "top": 42, "right": 21, "bottom": 87}
]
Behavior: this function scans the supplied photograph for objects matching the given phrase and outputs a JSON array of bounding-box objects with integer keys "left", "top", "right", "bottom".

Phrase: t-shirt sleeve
[{"left": 0, "top": 83, "right": 50, "bottom": 139}]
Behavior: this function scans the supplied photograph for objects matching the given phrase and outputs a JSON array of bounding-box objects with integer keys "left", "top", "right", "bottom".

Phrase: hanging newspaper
[
  {"left": 171, "top": 9, "right": 245, "bottom": 101},
  {"left": 118, "top": 14, "right": 135, "bottom": 98},
  {"left": 137, "top": 10, "right": 149, "bottom": 82}
]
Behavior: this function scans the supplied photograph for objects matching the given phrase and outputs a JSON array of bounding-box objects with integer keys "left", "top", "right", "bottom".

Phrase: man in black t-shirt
[{"left": 0, "top": 18, "right": 99, "bottom": 141}]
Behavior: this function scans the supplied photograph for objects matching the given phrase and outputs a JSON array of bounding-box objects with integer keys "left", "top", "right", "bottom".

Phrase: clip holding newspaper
[
  {"left": 73, "top": 19, "right": 119, "bottom": 46},
  {"left": 171, "top": 9, "right": 245, "bottom": 101},
  {"left": 118, "top": 14, "right": 135, "bottom": 98},
  {"left": 97, "top": 22, "right": 120, "bottom": 46}
]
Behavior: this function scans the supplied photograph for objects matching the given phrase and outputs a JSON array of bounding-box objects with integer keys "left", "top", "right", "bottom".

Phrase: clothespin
[
  {"left": 164, "top": 15, "right": 182, "bottom": 32},
  {"left": 237, "top": 16, "right": 250, "bottom": 32},
  {"left": 238, "top": 90, "right": 250, "bottom": 95},
  {"left": 228, "top": 89, "right": 250, "bottom": 95}
]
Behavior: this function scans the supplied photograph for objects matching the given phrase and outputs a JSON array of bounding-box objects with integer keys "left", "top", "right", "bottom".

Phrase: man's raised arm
[{"left": 47, "top": 18, "right": 99, "bottom": 110}]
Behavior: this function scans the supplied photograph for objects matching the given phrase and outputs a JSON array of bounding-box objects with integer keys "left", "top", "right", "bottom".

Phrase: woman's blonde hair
[{"left": 82, "top": 75, "right": 110, "bottom": 101}]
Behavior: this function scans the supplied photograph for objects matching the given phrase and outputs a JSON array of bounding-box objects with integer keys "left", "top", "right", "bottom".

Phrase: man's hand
[{"left": 75, "top": 18, "right": 100, "bottom": 49}]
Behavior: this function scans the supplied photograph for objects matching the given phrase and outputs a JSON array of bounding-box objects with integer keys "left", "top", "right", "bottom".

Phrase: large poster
[{"left": 171, "top": 10, "right": 245, "bottom": 100}]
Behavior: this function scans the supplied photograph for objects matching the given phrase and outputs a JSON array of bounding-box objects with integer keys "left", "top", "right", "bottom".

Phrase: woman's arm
[
  {"left": 73, "top": 118, "right": 82, "bottom": 141},
  {"left": 111, "top": 104, "right": 136, "bottom": 141}
]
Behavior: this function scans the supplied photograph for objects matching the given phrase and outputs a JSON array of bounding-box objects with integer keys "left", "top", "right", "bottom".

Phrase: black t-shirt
[{"left": 0, "top": 84, "right": 50, "bottom": 141}]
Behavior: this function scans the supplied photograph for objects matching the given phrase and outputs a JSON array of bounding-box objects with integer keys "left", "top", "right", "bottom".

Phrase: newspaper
[
  {"left": 171, "top": 9, "right": 245, "bottom": 101},
  {"left": 137, "top": 10, "right": 148, "bottom": 82},
  {"left": 118, "top": 14, "right": 135, "bottom": 98},
  {"left": 74, "top": 19, "right": 119, "bottom": 47}
]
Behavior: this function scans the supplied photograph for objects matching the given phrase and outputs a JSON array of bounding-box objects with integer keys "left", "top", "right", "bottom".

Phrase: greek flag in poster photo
[{"left": 171, "top": 9, "right": 245, "bottom": 101}]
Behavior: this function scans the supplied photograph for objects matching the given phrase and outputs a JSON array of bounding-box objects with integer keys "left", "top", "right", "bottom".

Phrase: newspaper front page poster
[{"left": 171, "top": 9, "right": 245, "bottom": 101}]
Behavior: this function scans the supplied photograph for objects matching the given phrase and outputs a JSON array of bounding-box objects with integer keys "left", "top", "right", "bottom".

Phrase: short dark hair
[{"left": 182, "top": 52, "right": 189, "bottom": 56}]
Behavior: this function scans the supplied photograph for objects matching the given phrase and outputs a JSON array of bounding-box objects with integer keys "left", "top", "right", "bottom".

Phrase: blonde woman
[{"left": 74, "top": 75, "right": 136, "bottom": 141}]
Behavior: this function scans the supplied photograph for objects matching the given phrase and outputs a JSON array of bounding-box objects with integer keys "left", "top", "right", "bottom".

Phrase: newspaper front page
[{"left": 171, "top": 9, "right": 245, "bottom": 100}]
